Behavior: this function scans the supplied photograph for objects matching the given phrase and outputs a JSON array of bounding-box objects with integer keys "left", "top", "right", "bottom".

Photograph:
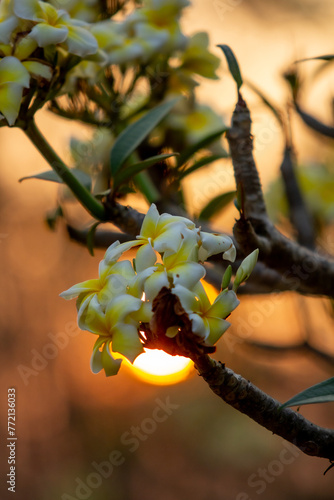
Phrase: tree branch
[
  {"left": 191, "top": 354, "right": 334, "bottom": 461},
  {"left": 226, "top": 97, "right": 334, "bottom": 298}
]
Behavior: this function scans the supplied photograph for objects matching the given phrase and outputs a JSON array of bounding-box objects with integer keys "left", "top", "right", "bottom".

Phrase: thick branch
[
  {"left": 66, "top": 225, "right": 132, "bottom": 247},
  {"left": 227, "top": 98, "right": 334, "bottom": 298},
  {"left": 192, "top": 354, "right": 334, "bottom": 461},
  {"left": 104, "top": 201, "right": 144, "bottom": 236},
  {"left": 226, "top": 95, "right": 268, "bottom": 220}
]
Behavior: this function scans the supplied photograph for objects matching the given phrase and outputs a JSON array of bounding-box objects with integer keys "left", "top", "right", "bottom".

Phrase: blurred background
[{"left": 1, "top": 0, "right": 334, "bottom": 499}]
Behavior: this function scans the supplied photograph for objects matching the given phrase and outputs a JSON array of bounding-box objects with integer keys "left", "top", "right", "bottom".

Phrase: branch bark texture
[
  {"left": 192, "top": 354, "right": 334, "bottom": 461},
  {"left": 226, "top": 96, "right": 334, "bottom": 298}
]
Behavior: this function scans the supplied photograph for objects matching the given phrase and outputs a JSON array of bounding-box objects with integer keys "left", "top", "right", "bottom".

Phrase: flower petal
[
  {"left": 153, "top": 222, "right": 187, "bottom": 254},
  {"left": 172, "top": 284, "right": 199, "bottom": 313},
  {"left": 0, "top": 56, "right": 30, "bottom": 86},
  {"left": 59, "top": 278, "right": 101, "bottom": 300},
  {"left": 105, "top": 294, "right": 142, "bottom": 325},
  {"left": 29, "top": 23, "right": 68, "bottom": 47},
  {"left": 206, "top": 318, "right": 231, "bottom": 345},
  {"left": 171, "top": 262, "right": 206, "bottom": 289},
  {"left": 189, "top": 312, "right": 209, "bottom": 339},
  {"left": 90, "top": 336, "right": 105, "bottom": 373},
  {"left": 14, "top": 36, "right": 38, "bottom": 59},
  {"left": 64, "top": 24, "right": 98, "bottom": 57},
  {"left": 111, "top": 323, "right": 143, "bottom": 363},
  {"left": 139, "top": 203, "right": 159, "bottom": 238},
  {"left": 0, "top": 82, "right": 24, "bottom": 126},
  {"left": 144, "top": 268, "right": 169, "bottom": 302},
  {"left": 23, "top": 61, "right": 53, "bottom": 80},
  {"left": 128, "top": 266, "right": 155, "bottom": 298},
  {"left": 209, "top": 290, "right": 240, "bottom": 319},
  {"left": 13, "top": 0, "right": 42, "bottom": 21},
  {"left": 104, "top": 239, "right": 139, "bottom": 265},
  {"left": 135, "top": 242, "right": 157, "bottom": 272},
  {"left": 0, "top": 16, "right": 18, "bottom": 44},
  {"left": 223, "top": 244, "right": 236, "bottom": 262},
  {"left": 199, "top": 232, "right": 235, "bottom": 261},
  {"left": 78, "top": 295, "right": 108, "bottom": 334},
  {"left": 98, "top": 274, "right": 128, "bottom": 305},
  {"left": 101, "top": 341, "right": 122, "bottom": 376},
  {"left": 130, "top": 300, "right": 153, "bottom": 323}
]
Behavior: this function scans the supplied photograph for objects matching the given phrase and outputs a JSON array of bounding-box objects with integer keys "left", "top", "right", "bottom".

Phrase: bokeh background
[{"left": 1, "top": 1, "right": 334, "bottom": 499}]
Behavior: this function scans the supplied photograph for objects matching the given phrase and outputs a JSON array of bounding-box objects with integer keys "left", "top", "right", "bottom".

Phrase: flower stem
[{"left": 24, "top": 120, "right": 107, "bottom": 221}]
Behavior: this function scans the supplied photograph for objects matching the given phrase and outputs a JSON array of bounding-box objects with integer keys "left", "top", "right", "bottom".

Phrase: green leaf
[
  {"left": 245, "top": 80, "right": 283, "bottom": 126},
  {"left": 281, "top": 377, "right": 334, "bottom": 408},
  {"left": 114, "top": 153, "right": 178, "bottom": 189},
  {"left": 45, "top": 205, "right": 63, "bottom": 231},
  {"left": 86, "top": 221, "right": 101, "bottom": 256},
  {"left": 19, "top": 168, "right": 92, "bottom": 191},
  {"left": 295, "top": 55, "right": 334, "bottom": 63},
  {"left": 198, "top": 190, "right": 236, "bottom": 220},
  {"left": 177, "top": 127, "right": 229, "bottom": 167},
  {"left": 217, "top": 44, "right": 243, "bottom": 91},
  {"left": 110, "top": 98, "right": 179, "bottom": 176},
  {"left": 179, "top": 154, "right": 226, "bottom": 180}
]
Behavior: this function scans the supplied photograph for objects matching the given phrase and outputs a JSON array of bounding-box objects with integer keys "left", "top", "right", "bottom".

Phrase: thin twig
[{"left": 280, "top": 145, "right": 316, "bottom": 249}]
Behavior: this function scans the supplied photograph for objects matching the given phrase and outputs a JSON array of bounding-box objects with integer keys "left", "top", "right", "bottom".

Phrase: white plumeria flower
[
  {"left": 173, "top": 282, "right": 239, "bottom": 344},
  {"left": 87, "top": 294, "right": 145, "bottom": 376},
  {"left": 60, "top": 204, "right": 248, "bottom": 376},
  {"left": 13, "top": 0, "right": 98, "bottom": 57},
  {"left": 167, "top": 104, "right": 226, "bottom": 145},
  {"left": 178, "top": 32, "right": 221, "bottom": 79},
  {"left": 143, "top": 234, "right": 204, "bottom": 301},
  {"left": 135, "top": 203, "right": 196, "bottom": 271},
  {"left": 198, "top": 231, "right": 236, "bottom": 262},
  {"left": 104, "top": 204, "right": 196, "bottom": 271}
]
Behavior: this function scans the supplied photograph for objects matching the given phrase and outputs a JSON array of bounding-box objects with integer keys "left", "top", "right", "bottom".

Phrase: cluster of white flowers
[
  {"left": 0, "top": 0, "right": 222, "bottom": 128},
  {"left": 0, "top": 0, "right": 99, "bottom": 125},
  {"left": 61, "top": 204, "right": 258, "bottom": 377}
]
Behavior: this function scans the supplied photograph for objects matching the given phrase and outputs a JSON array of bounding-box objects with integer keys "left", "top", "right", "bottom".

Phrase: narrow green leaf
[
  {"left": 281, "top": 377, "right": 334, "bottom": 408},
  {"left": 114, "top": 153, "right": 178, "bottom": 189},
  {"left": 179, "top": 154, "right": 226, "bottom": 180},
  {"left": 45, "top": 205, "right": 63, "bottom": 231},
  {"left": 177, "top": 127, "right": 229, "bottom": 167},
  {"left": 86, "top": 222, "right": 101, "bottom": 256},
  {"left": 217, "top": 44, "right": 243, "bottom": 90},
  {"left": 295, "top": 55, "right": 334, "bottom": 63},
  {"left": 198, "top": 190, "right": 236, "bottom": 220},
  {"left": 133, "top": 171, "right": 160, "bottom": 203},
  {"left": 110, "top": 98, "right": 179, "bottom": 176},
  {"left": 19, "top": 168, "right": 92, "bottom": 191},
  {"left": 245, "top": 80, "right": 283, "bottom": 126}
]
